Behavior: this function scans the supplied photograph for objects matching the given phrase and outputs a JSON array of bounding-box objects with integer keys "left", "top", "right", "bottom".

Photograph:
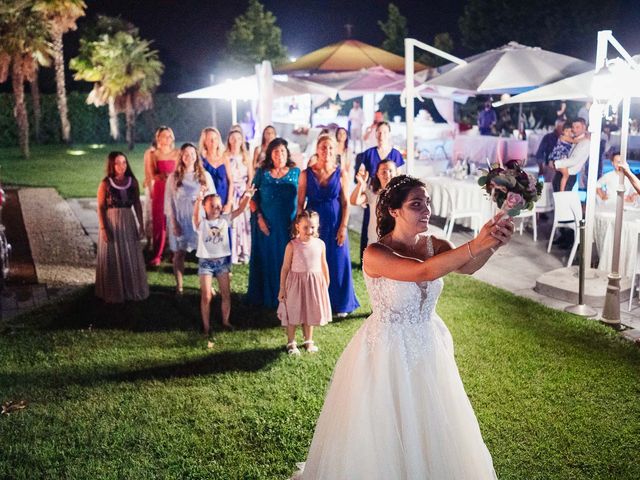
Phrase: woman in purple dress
[{"left": 298, "top": 135, "right": 359, "bottom": 316}]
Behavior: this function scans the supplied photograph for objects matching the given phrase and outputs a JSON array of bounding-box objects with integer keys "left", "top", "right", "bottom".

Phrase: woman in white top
[
  {"left": 350, "top": 159, "right": 397, "bottom": 245},
  {"left": 165, "top": 143, "right": 215, "bottom": 295},
  {"left": 225, "top": 129, "right": 254, "bottom": 263}
]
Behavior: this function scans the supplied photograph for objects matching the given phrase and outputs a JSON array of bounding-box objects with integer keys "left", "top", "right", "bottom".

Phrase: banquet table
[
  {"left": 594, "top": 208, "right": 640, "bottom": 278},
  {"left": 425, "top": 176, "right": 494, "bottom": 228},
  {"left": 453, "top": 135, "right": 528, "bottom": 165}
]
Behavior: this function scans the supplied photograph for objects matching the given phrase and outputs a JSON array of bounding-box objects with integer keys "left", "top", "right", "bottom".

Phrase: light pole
[{"left": 590, "top": 31, "right": 639, "bottom": 328}]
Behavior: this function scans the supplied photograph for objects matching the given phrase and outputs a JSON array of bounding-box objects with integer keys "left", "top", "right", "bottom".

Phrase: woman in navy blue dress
[
  {"left": 298, "top": 135, "right": 359, "bottom": 316},
  {"left": 354, "top": 121, "right": 405, "bottom": 257},
  {"left": 198, "top": 127, "right": 233, "bottom": 211},
  {"left": 247, "top": 138, "right": 300, "bottom": 308}
]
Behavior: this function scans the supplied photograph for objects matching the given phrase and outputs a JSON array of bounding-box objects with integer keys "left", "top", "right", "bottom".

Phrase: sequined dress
[{"left": 295, "top": 237, "right": 497, "bottom": 479}]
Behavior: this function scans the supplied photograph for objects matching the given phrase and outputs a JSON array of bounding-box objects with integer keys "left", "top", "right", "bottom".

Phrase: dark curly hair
[
  {"left": 261, "top": 137, "right": 296, "bottom": 170},
  {"left": 376, "top": 175, "right": 427, "bottom": 239}
]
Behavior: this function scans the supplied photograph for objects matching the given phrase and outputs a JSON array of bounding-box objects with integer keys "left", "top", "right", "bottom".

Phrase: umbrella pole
[{"left": 405, "top": 38, "right": 415, "bottom": 175}]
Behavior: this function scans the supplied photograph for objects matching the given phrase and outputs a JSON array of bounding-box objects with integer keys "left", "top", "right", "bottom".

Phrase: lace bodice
[{"left": 361, "top": 236, "right": 447, "bottom": 368}]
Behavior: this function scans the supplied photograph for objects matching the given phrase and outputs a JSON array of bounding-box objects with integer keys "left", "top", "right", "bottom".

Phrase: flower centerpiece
[{"left": 477, "top": 160, "right": 543, "bottom": 216}]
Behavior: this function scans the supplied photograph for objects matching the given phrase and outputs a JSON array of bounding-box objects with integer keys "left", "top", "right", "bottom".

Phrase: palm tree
[
  {"left": 0, "top": 2, "right": 51, "bottom": 158},
  {"left": 71, "top": 30, "right": 163, "bottom": 150},
  {"left": 33, "top": 0, "right": 87, "bottom": 144}
]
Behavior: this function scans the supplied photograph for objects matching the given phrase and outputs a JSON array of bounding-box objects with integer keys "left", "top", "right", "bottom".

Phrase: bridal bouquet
[{"left": 477, "top": 160, "right": 543, "bottom": 216}]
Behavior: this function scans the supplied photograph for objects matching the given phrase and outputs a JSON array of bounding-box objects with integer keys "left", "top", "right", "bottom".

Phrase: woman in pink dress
[
  {"left": 278, "top": 210, "right": 331, "bottom": 355},
  {"left": 146, "top": 126, "right": 179, "bottom": 266},
  {"left": 224, "top": 129, "right": 254, "bottom": 264}
]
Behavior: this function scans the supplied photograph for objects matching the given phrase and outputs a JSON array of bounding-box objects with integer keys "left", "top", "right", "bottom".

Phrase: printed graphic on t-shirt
[{"left": 206, "top": 225, "right": 224, "bottom": 244}]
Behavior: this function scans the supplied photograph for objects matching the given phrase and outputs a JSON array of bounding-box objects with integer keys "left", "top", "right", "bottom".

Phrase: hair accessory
[{"left": 381, "top": 176, "right": 414, "bottom": 201}]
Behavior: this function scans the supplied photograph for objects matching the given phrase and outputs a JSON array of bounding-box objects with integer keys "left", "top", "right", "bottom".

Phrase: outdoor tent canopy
[{"left": 276, "top": 39, "right": 427, "bottom": 73}]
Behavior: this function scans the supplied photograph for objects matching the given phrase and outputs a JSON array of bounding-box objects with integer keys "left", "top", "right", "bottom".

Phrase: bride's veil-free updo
[{"left": 376, "top": 175, "right": 427, "bottom": 239}]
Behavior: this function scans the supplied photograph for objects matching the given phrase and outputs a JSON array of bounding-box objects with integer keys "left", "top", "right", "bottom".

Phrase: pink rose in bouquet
[
  {"left": 478, "top": 160, "right": 543, "bottom": 216},
  {"left": 504, "top": 192, "right": 525, "bottom": 211}
]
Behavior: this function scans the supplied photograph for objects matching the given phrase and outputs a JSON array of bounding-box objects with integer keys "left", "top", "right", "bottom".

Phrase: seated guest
[{"left": 598, "top": 152, "right": 640, "bottom": 207}]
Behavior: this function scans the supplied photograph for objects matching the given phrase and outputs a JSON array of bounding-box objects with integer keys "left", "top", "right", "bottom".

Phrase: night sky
[{"left": 47, "top": 0, "right": 640, "bottom": 93}]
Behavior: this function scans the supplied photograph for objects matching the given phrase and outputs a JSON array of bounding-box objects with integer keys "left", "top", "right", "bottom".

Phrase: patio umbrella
[
  {"left": 178, "top": 75, "right": 338, "bottom": 123},
  {"left": 425, "top": 42, "right": 592, "bottom": 94},
  {"left": 276, "top": 39, "right": 427, "bottom": 74},
  {"left": 494, "top": 55, "right": 640, "bottom": 105}
]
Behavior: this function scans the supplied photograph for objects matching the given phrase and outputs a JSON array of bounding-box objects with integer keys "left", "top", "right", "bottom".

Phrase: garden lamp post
[{"left": 591, "top": 31, "right": 640, "bottom": 328}]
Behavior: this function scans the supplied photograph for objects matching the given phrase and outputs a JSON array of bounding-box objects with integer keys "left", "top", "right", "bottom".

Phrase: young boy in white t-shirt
[{"left": 193, "top": 186, "right": 255, "bottom": 346}]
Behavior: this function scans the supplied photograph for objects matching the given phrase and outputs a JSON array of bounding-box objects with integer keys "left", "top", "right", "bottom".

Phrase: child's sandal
[
  {"left": 286, "top": 341, "right": 300, "bottom": 355},
  {"left": 302, "top": 340, "right": 319, "bottom": 353}
]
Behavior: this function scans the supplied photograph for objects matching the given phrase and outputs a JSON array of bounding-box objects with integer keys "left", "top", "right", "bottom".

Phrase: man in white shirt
[
  {"left": 597, "top": 151, "right": 639, "bottom": 209},
  {"left": 348, "top": 100, "right": 365, "bottom": 153},
  {"left": 553, "top": 118, "right": 590, "bottom": 192}
]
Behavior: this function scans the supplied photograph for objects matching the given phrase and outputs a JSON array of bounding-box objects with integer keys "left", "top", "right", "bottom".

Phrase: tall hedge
[{"left": 0, "top": 92, "right": 214, "bottom": 147}]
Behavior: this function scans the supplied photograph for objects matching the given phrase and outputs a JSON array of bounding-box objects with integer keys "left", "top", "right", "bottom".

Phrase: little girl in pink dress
[{"left": 278, "top": 210, "right": 332, "bottom": 354}]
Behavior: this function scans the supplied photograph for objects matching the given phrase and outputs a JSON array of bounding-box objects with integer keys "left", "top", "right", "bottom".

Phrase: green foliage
[
  {"left": 225, "top": 0, "right": 287, "bottom": 71},
  {"left": 418, "top": 32, "right": 454, "bottom": 67},
  {"left": 459, "top": 0, "right": 619, "bottom": 53},
  {"left": 378, "top": 3, "right": 408, "bottom": 55},
  {"left": 0, "top": 93, "right": 213, "bottom": 149}
]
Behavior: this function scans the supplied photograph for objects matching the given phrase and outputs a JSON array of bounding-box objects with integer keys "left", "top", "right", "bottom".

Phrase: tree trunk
[
  {"left": 12, "top": 57, "right": 29, "bottom": 159},
  {"left": 52, "top": 31, "right": 71, "bottom": 144},
  {"left": 108, "top": 98, "right": 119, "bottom": 140},
  {"left": 125, "top": 93, "right": 135, "bottom": 150},
  {"left": 30, "top": 67, "right": 42, "bottom": 143}
]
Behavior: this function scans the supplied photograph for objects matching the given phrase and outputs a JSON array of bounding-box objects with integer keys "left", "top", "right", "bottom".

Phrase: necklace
[{"left": 272, "top": 166, "right": 288, "bottom": 178}]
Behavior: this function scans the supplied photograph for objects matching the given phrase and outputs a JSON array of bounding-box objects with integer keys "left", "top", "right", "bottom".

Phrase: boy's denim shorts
[{"left": 198, "top": 257, "right": 231, "bottom": 277}]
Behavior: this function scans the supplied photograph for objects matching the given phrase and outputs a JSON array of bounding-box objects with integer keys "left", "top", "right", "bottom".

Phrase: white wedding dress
[{"left": 294, "top": 237, "right": 497, "bottom": 479}]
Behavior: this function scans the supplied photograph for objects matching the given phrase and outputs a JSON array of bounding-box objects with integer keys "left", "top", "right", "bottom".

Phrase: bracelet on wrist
[{"left": 466, "top": 242, "right": 477, "bottom": 259}]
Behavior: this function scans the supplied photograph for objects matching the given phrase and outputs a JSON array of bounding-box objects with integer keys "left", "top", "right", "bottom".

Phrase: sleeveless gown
[
  {"left": 150, "top": 158, "right": 176, "bottom": 265},
  {"left": 305, "top": 168, "right": 359, "bottom": 314},
  {"left": 295, "top": 237, "right": 497, "bottom": 479},
  {"left": 95, "top": 177, "right": 149, "bottom": 303}
]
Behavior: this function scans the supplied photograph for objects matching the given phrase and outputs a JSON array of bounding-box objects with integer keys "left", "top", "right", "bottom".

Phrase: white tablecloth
[
  {"left": 453, "top": 135, "right": 528, "bottom": 165},
  {"left": 425, "top": 176, "right": 494, "bottom": 228},
  {"left": 594, "top": 209, "right": 640, "bottom": 277}
]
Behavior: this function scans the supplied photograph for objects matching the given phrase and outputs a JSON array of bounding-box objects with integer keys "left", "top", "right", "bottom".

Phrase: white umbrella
[
  {"left": 178, "top": 74, "right": 338, "bottom": 124},
  {"left": 494, "top": 55, "right": 640, "bottom": 105},
  {"left": 425, "top": 42, "right": 592, "bottom": 94}
]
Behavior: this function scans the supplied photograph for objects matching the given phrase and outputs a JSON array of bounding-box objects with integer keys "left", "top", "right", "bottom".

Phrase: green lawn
[
  {"left": 0, "top": 144, "right": 146, "bottom": 198},
  {"left": 1, "top": 145, "right": 640, "bottom": 479}
]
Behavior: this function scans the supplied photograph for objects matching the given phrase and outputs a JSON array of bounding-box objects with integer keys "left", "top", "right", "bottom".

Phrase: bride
[{"left": 294, "top": 175, "right": 515, "bottom": 479}]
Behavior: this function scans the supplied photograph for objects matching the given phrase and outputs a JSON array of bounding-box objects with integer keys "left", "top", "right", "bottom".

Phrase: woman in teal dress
[{"left": 247, "top": 138, "right": 300, "bottom": 308}]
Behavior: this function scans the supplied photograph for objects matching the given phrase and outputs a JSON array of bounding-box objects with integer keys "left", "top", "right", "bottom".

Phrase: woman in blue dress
[
  {"left": 354, "top": 121, "right": 405, "bottom": 257},
  {"left": 298, "top": 135, "right": 359, "bottom": 316},
  {"left": 247, "top": 138, "right": 300, "bottom": 308},
  {"left": 198, "top": 127, "right": 233, "bottom": 211}
]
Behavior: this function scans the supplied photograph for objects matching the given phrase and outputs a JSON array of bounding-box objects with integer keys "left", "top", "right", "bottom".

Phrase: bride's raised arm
[{"left": 364, "top": 212, "right": 513, "bottom": 282}]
